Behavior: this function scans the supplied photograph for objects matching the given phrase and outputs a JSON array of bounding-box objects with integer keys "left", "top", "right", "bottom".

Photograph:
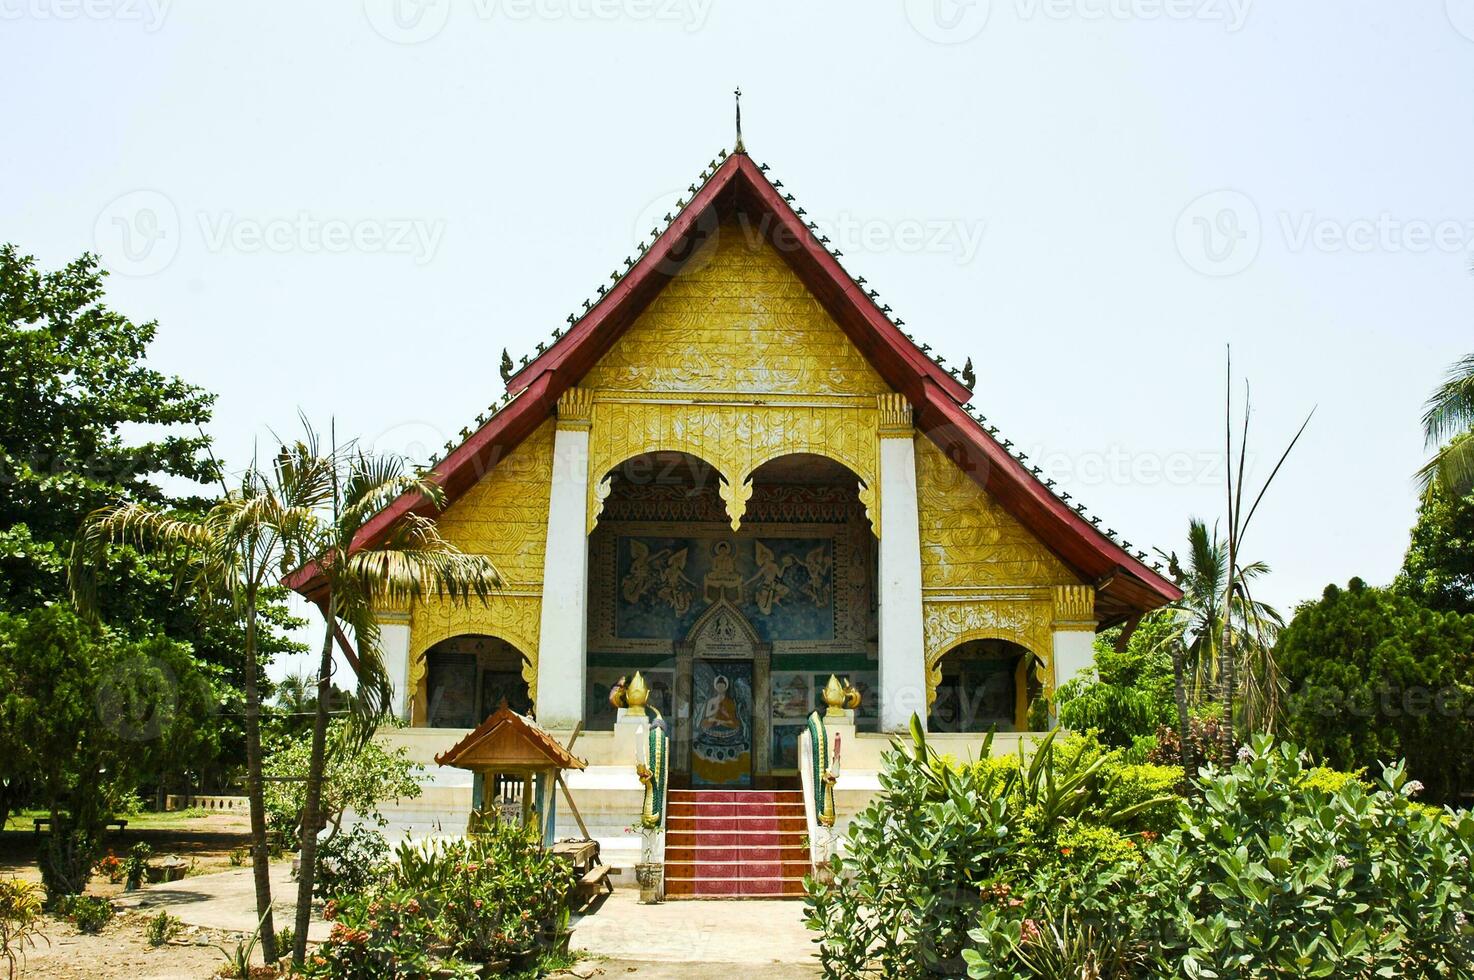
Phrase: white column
[
  {"left": 877, "top": 396, "right": 927, "bottom": 733},
  {"left": 379, "top": 617, "right": 412, "bottom": 723},
  {"left": 1051, "top": 585, "right": 1099, "bottom": 695},
  {"left": 1051, "top": 629, "right": 1097, "bottom": 691},
  {"left": 535, "top": 391, "right": 593, "bottom": 730}
]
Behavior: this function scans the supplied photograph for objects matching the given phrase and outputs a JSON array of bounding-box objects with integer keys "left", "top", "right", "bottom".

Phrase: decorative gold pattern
[
  {"left": 409, "top": 420, "right": 555, "bottom": 715},
  {"left": 877, "top": 394, "right": 913, "bottom": 437},
  {"left": 922, "top": 597, "right": 1057, "bottom": 707},
  {"left": 556, "top": 387, "right": 594, "bottom": 429},
  {"left": 581, "top": 222, "right": 892, "bottom": 397},
  {"left": 915, "top": 438, "right": 1079, "bottom": 591},
  {"left": 1053, "top": 585, "right": 1096, "bottom": 629},
  {"left": 586, "top": 400, "right": 881, "bottom": 535},
  {"left": 407, "top": 592, "right": 543, "bottom": 717}
]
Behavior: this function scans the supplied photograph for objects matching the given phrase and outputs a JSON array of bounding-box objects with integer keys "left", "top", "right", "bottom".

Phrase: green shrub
[
  {"left": 123, "top": 841, "right": 151, "bottom": 891},
  {"left": 303, "top": 820, "right": 575, "bottom": 977},
  {"left": 313, "top": 823, "right": 389, "bottom": 901},
  {"left": 144, "top": 910, "right": 179, "bottom": 947},
  {"left": 0, "top": 878, "right": 46, "bottom": 978},
  {"left": 60, "top": 895, "right": 112, "bottom": 934},
  {"left": 803, "top": 722, "right": 1175, "bottom": 978},
  {"left": 808, "top": 721, "right": 1474, "bottom": 979}
]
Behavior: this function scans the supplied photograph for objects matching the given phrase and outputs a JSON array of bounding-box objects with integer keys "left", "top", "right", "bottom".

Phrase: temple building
[{"left": 289, "top": 141, "right": 1180, "bottom": 888}]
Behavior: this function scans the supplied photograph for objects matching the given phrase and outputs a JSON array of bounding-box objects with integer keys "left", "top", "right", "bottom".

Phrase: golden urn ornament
[
  {"left": 625, "top": 671, "right": 651, "bottom": 709},
  {"left": 822, "top": 675, "right": 862, "bottom": 718}
]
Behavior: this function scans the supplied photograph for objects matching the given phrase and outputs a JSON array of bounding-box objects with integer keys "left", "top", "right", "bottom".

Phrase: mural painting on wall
[
  {"left": 691, "top": 660, "right": 754, "bottom": 787},
  {"left": 768, "top": 670, "right": 879, "bottom": 770},
  {"left": 585, "top": 666, "right": 674, "bottom": 729},
  {"left": 616, "top": 536, "right": 836, "bottom": 642}
]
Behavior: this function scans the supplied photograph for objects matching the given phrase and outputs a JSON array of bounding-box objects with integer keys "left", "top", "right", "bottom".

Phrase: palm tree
[
  {"left": 71, "top": 440, "right": 333, "bottom": 964},
  {"left": 1154, "top": 520, "right": 1285, "bottom": 765},
  {"left": 1418, "top": 352, "right": 1474, "bottom": 497},
  {"left": 288, "top": 443, "right": 502, "bottom": 968}
]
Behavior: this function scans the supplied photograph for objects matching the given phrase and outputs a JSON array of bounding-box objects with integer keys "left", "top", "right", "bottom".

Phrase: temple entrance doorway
[{"left": 586, "top": 450, "right": 878, "bottom": 791}]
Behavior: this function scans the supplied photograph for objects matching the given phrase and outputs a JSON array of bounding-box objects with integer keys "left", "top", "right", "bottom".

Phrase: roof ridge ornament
[{"left": 734, "top": 85, "right": 745, "bottom": 153}]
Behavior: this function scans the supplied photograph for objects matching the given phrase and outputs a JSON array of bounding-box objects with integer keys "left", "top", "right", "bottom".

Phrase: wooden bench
[
  {"left": 551, "top": 838, "right": 614, "bottom": 910},
  {"left": 33, "top": 818, "right": 128, "bottom": 836}
]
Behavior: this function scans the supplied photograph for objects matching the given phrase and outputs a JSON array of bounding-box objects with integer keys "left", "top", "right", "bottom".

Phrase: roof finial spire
[{"left": 734, "top": 85, "right": 745, "bottom": 153}]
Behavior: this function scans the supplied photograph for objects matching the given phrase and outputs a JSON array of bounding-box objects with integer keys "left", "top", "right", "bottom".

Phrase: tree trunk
[
  {"left": 1170, "top": 643, "right": 1193, "bottom": 780},
  {"left": 293, "top": 596, "right": 336, "bottom": 968},
  {"left": 242, "top": 591, "right": 277, "bottom": 963},
  {"left": 1218, "top": 581, "right": 1237, "bottom": 765}
]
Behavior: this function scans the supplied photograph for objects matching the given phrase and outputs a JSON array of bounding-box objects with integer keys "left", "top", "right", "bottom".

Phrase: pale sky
[{"left": 4, "top": 1, "right": 1471, "bottom": 681}]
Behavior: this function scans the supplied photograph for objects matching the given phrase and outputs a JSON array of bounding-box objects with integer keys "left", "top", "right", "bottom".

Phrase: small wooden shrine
[{"left": 435, "top": 703, "right": 587, "bottom": 843}]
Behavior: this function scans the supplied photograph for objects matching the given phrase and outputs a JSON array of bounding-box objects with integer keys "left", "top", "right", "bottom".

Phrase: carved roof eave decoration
[
  {"left": 435, "top": 704, "right": 586, "bottom": 772},
  {"left": 285, "top": 147, "right": 1182, "bottom": 623}
]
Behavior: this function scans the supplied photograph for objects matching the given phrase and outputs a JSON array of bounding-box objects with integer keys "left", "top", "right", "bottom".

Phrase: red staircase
[{"left": 664, "top": 789, "right": 810, "bottom": 899}]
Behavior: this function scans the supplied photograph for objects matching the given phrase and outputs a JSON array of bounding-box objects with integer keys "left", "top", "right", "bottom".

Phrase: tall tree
[
  {"left": 0, "top": 605, "right": 218, "bottom": 901},
  {"left": 1278, "top": 578, "right": 1474, "bottom": 805},
  {"left": 1, "top": 244, "right": 300, "bottom": 795},
  {"left": 1397, "top": 454, "right": 1474, "bottom": 617},
  {"left": 288, "top": 442, "right": 503, "bottom": 967},
  {"left": 1417, "top": 352, "right": 1474, "bottom": 497},
  {"left": 72, "top": 439, "right": 333, "bottom": 963},
  {"left": 1210, "top": 352, "right": 1312, "bottom": 759},
  {"left": 1154, "top": 519, "right": 1283, "bottom": 762}
]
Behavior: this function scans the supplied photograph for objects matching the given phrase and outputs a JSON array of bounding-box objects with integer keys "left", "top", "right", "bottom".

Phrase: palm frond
[
  {"left": 1421, "top": 352, "right": 1474, "bottom": 445},
  {"left": 70, "top": 501, "right": 224, "bottom": 614},
  {"left": 1416, "top": 431, "right": 1474, "bottom": 499}
]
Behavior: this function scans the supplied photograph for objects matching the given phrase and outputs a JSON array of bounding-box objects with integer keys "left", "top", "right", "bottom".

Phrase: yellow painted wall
[{"left": 582, "top": 221, "right": 891, "bottom": 397}]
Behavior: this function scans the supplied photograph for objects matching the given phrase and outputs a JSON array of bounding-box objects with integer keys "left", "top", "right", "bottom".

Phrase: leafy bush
[
  {"left": 123, "top": 841, "right": 151, "bottom": 891},
  {"left": 1278, "top": 577, "right": 1474, "bottom": 803},
  {"left": 145, "top": 910, "right": 179, "bottom": 947},
  {"left": 303, "top": 821, "right": 575, "bottom": 977},
  {"left": 806, "top": 719, "right": 1474, "bottom": 978},
  {"left": 264, "top": 720, "right": 421, "bottom": 850},
  {"left": 0, "top": 878, "right": 45, "bottom": 979},
  {"left": 313, "top": 823, "right": 389, "bottom": 902},
  {"left": 1055, "top": 619, "right": 1180, "bottom": 751},
  {"left": 804, "top": 722, "right": 1175, "bottom": 978},
  {"left": 60, "top": 895, "right": 112, "bottom": 934},
  {"left": 1125, "top": 737, "right": 1474, "bottom": 977}
]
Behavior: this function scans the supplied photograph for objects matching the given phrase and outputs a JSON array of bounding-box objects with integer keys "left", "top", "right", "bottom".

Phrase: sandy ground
[
  {"left": 3, "top": 815, "right": 821, "bottom": 978},
  {"left": 18, "top": 907, "right": 273, "bottom": 979}
]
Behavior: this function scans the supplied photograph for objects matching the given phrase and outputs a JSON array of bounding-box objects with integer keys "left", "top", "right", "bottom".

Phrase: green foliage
[
  {"left": 1056, "top": 613, "right": 1180, "bottom": 750},
  {"left": 0, "top": 244, "right": 214, "bottom": 610},
  {"left": 144, "top": 910, "right": 180, "bottom": 947},
  {"left": 1398, "top": 467, "right": 1474, "bottom": 616},
  {"left": 0, "top": 605, "right": 219, "bottom": 901},
  {"left": 313, "top": 823, "right": 389, "bottom": 902},
  {"left": 808, "top": 722, "right": 1474, "bottom": 978},
  {"left": 123, "top": 842, "right": 151, "bottom": 891},
  {"left": 0, "top": 244, "right": 304, "bottom": 804},
  {"left": 1136, "top": 738, "right": 1474, "bottom": 978},
  {"left": 302, "top": 822, "right": 576, "bottom": 977},
  {"left": 1277, "top": 577, "right": 1474, "bottom": 803},
  {"left": 0, "top": 878, "right": 45, "bottom": 980},
  {"left": 263, "top": 720, "right": 421, "bottom": 850},
  {"left": 59, "top": 895, "right": 113, "bottom": 934},
  {"left": 804, "top": 721, "right": 1176, "bottom": 978}
]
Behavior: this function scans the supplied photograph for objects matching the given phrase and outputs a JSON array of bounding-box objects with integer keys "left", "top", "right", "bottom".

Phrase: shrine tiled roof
[{"left": 287, "top": 147, "right": 1181, "bottom": 621}]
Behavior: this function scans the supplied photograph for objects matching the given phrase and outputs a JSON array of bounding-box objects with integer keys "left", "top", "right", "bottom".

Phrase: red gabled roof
[{"left": 288, "top": 149, "right": 1181, "bottom": 620}]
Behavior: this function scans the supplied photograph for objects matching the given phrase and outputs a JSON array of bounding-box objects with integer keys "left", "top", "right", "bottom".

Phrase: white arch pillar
[
  {"left": 535, "top": 389, "right": 594, "bottom": 729},
  {"left": 877, "top": 396, "right": 927, "bottom": 733}
]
